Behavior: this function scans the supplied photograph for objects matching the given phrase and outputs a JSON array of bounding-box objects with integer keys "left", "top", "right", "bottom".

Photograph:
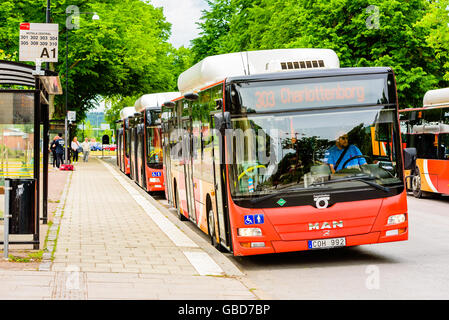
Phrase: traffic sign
[
  {"left": 67, "top": 111, "right": 76, "bottom": 121},
  {"left": 19, "top": 23, "right": 59, "bottom": 62}
]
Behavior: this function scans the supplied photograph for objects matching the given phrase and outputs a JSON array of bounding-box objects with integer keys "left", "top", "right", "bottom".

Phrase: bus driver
[{"left": 325, "top": 131, "right": 367, "bottom": 173}]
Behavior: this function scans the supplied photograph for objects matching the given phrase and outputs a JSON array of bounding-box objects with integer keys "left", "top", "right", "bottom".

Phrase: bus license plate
[{"left": 308, "top": 237, "right": 346, "bottom": 250}]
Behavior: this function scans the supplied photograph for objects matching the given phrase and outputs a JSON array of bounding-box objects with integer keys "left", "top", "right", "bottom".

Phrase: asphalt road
[
  {"left": 228, "top": 194, "right": 449, "bottom": 299},
  {"left": 140, "top": 161, "right": 449, "bottom": 300}
]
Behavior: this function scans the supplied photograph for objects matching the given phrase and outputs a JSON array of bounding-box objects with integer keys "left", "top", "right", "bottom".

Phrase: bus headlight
[
  {"left": 238, "top": 228, "right": 262, "bottom": 237},
  {"left": 387, "top": 214, "right": 406, "bottom": 225}
]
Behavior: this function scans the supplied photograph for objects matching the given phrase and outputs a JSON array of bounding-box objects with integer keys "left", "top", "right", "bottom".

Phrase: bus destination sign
[{"left": 240, "top": 77, "right": 388, "bottom": 112}]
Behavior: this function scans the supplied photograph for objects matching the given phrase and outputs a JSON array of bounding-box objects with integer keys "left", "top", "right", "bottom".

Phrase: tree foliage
[
  {"left": 191, "top": 0, "right": 449, "bottom": 108},
  {"left": 0, "top": 0, "right": 194, "bottom": 122}
]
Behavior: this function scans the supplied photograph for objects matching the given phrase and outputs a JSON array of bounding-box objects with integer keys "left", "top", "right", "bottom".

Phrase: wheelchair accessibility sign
[{"left": 244, "top": 214, "right": 264, "bottom": 225}]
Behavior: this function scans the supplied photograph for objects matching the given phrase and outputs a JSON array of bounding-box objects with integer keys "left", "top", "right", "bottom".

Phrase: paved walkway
[{"left": 0, "top": 157, "right": 261, "bottom": 300}]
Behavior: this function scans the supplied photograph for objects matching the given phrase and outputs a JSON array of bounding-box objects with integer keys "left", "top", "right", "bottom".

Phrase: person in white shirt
[
  {"left": 81, "top": 138, "right": 91, "bottom": 162},
  {"left": 71, "top": 137, "right": 81, "bottom": 163}
]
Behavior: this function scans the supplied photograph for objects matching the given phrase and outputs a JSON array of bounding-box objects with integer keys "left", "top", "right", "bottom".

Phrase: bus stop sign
[{"left": 19, "top": 23, "right": 59, "bottom": 62}]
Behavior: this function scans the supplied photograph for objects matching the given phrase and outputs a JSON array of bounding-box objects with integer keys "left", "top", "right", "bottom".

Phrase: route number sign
[
  {"left": 19, "top": 23, "right": 59, "bottom": 62},
  {"left": 67, "top": 111, "right": 76, "bottom": 122}
]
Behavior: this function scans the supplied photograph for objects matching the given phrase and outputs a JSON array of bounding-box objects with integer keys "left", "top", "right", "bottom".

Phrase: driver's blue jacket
[{"left": 324, "top": 145, "right": 366, "bottom": 171}]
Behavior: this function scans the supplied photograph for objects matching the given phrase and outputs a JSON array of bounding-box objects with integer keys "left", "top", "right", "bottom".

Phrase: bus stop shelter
[{"left": 0, "top": 60, "right": 62, "bottom": 251}]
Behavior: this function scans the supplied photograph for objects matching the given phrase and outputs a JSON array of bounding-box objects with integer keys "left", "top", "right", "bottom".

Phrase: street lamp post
[{"left": 65, "top": 11, "right": 99, "bottom": 164}]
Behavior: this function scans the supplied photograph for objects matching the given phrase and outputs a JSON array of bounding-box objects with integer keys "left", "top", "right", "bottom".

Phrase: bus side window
[
  {"left": 416, "top": 134, "right": 438, "bottom": 159},
  {"left": 439, "top": 133, "right": 449, "bottom": 160}
]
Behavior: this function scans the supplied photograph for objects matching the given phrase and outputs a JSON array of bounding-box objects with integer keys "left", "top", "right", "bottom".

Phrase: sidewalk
[{"left": 0, "top": 157, "right": 261, "bottom": 300}]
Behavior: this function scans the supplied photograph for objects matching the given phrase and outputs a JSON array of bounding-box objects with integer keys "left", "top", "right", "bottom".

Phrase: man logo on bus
[
  {"left": 309, "top": 221, "right": 344, "bottom": 231},
  {"left": 313, "top": 194, "right": 330, "bottom": 209}
]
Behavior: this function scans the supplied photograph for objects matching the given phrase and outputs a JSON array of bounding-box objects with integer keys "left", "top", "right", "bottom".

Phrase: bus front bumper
[{"left": 234, "top": 229, "right": 408, "bottom": 256}]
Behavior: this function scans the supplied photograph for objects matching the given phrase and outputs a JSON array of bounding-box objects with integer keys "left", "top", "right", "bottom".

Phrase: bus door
[
  {"left": 118, "top": 129, "right": 123, "bottom": 171},
  {"left": 211, "top": 112, "right": 231, "bottom": 250},
  {"left": 163, "top": 123, "right": 173, "bottom": 203},
  {"left": 182, "top": 117, "right": 196, "bottom": 223},
  {"left": 130, "top": 127, "right": 137, "bottom": 180},
  {"left": 116, "top": 129, "right": 119, "bottom": 166},
  {"left": 137, "top": 123, "right": 146, "bottom": 188}
]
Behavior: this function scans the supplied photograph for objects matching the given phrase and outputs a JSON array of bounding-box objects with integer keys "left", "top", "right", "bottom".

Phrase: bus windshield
[
  {"left": 400, "top": 107, "right": 449, "bottom": 160},
  {"left": 228, "top": 81, "right": 402, "bottom": 198},
  {"left": 147, "top": 126, "right": 163, "bottom": 166}
]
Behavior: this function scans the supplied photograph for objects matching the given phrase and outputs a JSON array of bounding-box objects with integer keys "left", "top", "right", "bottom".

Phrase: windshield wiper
[
  {"left": 310, "top": 175, "right": 390, "bottom": 192},
  {"left": 249, "top": 175, "right": 390, "bottom": 205},
  {"left": 249, "top": 184, "right": 308, "bottom": 205}
]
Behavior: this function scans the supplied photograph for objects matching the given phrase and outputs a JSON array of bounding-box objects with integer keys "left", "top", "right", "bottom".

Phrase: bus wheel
[
  {"left": 208, "top": 209, "right": 226, "bottom": 252},
  {"left": 175, "top": 187, "right": 187, "bottom": 221},
  {"left": 412, "top": 167, "right": 423, "bottom": 198}
]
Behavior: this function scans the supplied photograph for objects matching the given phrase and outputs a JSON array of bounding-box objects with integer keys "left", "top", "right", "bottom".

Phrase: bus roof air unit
[
  {"left": 266, "top": 59, "right": 326, "bottom": 72},
  {"left": 177, "top": 48, "right": 340, "bottom": 95},
  {"left": 119, "top": 106, "right": 136, "bottom": 120},
  {"left": 423, "top": 87, "right": 449, "bottom": 108},
  {"left": 134, "top": 92, "right": 180, "bottom": 113}
]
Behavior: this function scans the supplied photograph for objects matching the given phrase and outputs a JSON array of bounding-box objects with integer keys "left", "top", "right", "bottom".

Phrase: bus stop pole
[
  {"left": 64, "top": 28, "right": 69, "bottom": 165},
  {"left": 33, "top": 78, "right": 41, "bottom": 250},
  {"left": 3, "top": 179, "right": 10, "bottom": 259},
  {"left": 42, "top": 102, "right": 49, "bottom": 224},
  {"left": 44, "top": 2, "right": 51, "bottom": 222}
]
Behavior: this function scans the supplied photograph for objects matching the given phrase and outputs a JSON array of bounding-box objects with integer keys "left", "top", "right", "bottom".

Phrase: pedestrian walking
[
  {"left": 81, "top": 138, "right": 91, "bottom": 162},
  {"left": 50, "top": 133, "right": 65, "bottom": 168},
  {"left": 50, "top": 135, "right": 58, "bottom": 168},
  {"left": 71, "top": 137, "right": 82, "bottom": 163}
]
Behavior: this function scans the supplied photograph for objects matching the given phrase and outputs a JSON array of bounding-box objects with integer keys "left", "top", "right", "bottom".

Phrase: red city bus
[
  {"left": 118, "top": 107, "right": 135, "bottom": 175},
  {"left": 115, "top": 120, "right": 122, "bottom": 168},
  {"left": 132, "top": 92, "right": 179, "bottom": 193},
  {"left": 399, "top": 87, "right": 449, "bottom": 198},
  {"left": 162, "top": 49, "right": 411, "bottom": 256}
]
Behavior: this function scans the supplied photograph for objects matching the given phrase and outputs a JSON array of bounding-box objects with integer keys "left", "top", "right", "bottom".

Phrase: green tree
[
  {"left": 81, "top": 120, "right": 94, "bottom": 140},
  {"left": 0, "top": 0, "right": 182, "bottom": 122},
  {"left": 416, "top": 0, "right": 449, "bottom": 81},
  {"left": 104, "top": 95, "right": 138, "bottom": 128},
  {"left": 192, "top": 0, "right": 447, "bottom": 108},
  {"left": 191, "top": 0, "right": 236, "bottom": 62}
]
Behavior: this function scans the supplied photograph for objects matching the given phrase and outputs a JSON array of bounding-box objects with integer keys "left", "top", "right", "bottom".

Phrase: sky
[{"left": 150, "top": 0, "right": 209, "bottom": 48}]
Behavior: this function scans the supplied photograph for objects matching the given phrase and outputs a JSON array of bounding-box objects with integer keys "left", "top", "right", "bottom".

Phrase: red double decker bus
[{"left": 162, "top": 49, "right": 410, "bottom": 256}]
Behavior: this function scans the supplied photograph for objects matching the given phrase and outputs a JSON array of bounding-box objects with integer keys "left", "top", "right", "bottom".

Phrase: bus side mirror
[
  {"left": 163, "top": 101, "right": 175, "bottom": 108},
  {"left": 403, "top": 147, "right": 416, "bottom": 170},
  {"left": 214, "top": 112, "right": 231, "bottom": 131},
  {"left": 184, "top": 92, "right": 199, "bottom": 101},
  {"left": 215, "top": 99, "right": 223, "bottom": 110}
]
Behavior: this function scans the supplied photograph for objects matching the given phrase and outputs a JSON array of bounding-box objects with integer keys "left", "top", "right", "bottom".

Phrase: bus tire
[
  {"left": 208, "top": 209, "right": 226, "bottom": 252},
  {"left": 412, "top": 166, "right": 423, "bottom": 198},
  {"left": 175, "top": 185, "right": 188, "bottom": 221}
]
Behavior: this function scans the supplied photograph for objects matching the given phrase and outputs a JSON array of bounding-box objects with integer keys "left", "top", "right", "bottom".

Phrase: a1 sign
[{"left": 19, "top": 23, "right": 59, "bottom": 62}]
